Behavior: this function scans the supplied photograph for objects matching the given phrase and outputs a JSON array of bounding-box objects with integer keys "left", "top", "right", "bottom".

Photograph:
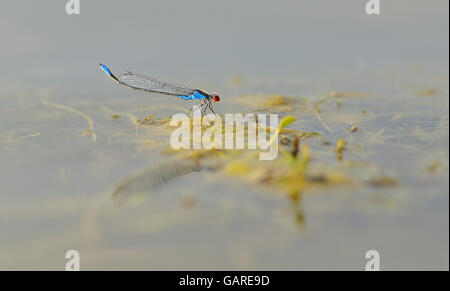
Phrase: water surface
[{"left": 0, "top": 0, "right": 448, "bottom": 270}]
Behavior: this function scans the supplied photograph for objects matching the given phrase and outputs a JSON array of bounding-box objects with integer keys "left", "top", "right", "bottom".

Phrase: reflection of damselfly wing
[{"left": 112, "top": 159, "right": 199, "bottom": 200}]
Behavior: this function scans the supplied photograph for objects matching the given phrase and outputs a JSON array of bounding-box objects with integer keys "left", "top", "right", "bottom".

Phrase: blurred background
[{"left": 0, "top": 0, "right": 448, "bottom": 270}]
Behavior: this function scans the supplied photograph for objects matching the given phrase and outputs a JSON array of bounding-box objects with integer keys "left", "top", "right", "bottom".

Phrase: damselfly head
[{"left": 213, "top": 95, "right": 220, "bottom": 103}]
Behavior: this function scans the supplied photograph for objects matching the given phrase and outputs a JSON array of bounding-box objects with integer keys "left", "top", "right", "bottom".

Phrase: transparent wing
[{"left": 117, "top": 71, "right": 195, "bottom": 97}]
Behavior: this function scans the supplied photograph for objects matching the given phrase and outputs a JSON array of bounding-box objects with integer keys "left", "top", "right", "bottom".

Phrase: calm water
[{"left": 0, "top": 1, "right": 448, "bottom": 270}]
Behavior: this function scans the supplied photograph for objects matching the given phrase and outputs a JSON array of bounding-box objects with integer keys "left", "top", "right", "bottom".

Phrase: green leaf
[{"left": 279, "top": 116, "right": 297, "bottom": 130}]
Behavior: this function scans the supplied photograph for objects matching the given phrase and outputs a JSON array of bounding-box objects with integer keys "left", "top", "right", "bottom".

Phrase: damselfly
[{"left": 99, "top": 63, "right": 220, "bottom": 115}]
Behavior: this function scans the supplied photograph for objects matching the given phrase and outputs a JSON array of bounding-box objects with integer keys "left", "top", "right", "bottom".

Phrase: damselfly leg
[
  {"left": 200, "top": 100, "right": 218, "bottom": 116},
  {"left": 202, "top": 102, "right": 209, "bottom": 115},
  {"left": 207, "top": 100, "right": 218, "bottom": 116},
  {"left": 187, "top": 100, "right": 206, "bottom": 116}
]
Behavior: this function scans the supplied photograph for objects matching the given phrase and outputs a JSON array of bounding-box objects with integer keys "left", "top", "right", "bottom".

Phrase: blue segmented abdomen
[
  {"left": 179, "top": 91, "right": 206, "bottom": 101},
  {"left": 99, "top": 63, "right": 112, "bottom": 76}
]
